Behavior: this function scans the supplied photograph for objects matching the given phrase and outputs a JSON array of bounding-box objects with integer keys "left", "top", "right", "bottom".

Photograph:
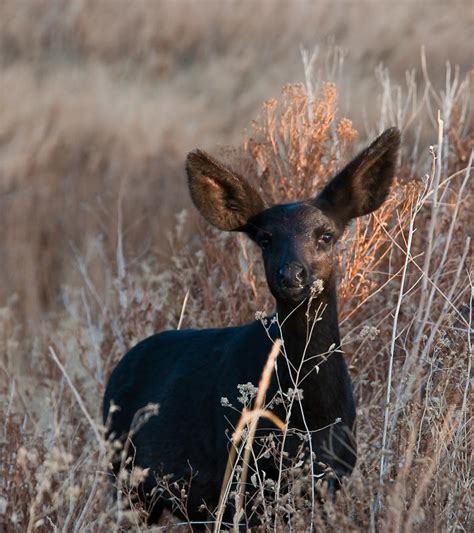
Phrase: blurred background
[{"left": 0, "top": 0, "right": 472, "bottom": 326}]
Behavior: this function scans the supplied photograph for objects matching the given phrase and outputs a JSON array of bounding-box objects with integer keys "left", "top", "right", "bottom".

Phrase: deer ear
[
  {"left": 186, "top": 149, "right": 266, "bottom": 231},
  {"left": 315, "top": 128, "right": 401, "bottom": 224}
]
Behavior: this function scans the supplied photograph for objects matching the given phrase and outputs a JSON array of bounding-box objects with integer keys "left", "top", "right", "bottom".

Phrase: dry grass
[{"left": 0, "top": 1, "right": 473, "bottom": 532}]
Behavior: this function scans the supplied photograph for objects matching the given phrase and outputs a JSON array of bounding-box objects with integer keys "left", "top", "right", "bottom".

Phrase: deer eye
[
  {"left": 258, "top": 233, "right": 272, "bottom": 250},
  {"left": 319, "top": 232, "right": 334, "bottom": 245}
]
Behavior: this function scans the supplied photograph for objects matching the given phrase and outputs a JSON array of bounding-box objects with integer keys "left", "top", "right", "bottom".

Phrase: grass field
[{"left": 0, "top": 1, "right": 472, "bottom": 531}]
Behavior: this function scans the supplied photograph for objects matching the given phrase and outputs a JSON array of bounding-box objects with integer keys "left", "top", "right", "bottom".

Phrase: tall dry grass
[
  {"left": 1, "top": 47, "right": 472, "bottom": 530},
  {"left": 0, "top": 1, "right": 473, "bottom": 530}
]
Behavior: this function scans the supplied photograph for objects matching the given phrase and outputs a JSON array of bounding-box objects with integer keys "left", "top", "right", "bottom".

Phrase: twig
[
  {"left": 49, "top": 346, "right": 105, "bottom": 454},
  {"left": 215, "top": 339, "right": 283, "bottom": 532}
]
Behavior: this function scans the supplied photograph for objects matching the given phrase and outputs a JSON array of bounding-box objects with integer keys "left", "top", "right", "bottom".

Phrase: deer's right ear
[{"left": 186, "top": 150, "right": 266, "bottom": 231}]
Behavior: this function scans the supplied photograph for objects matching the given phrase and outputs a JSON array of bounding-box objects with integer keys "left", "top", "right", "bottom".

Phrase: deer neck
[
  {"left": 276, "top": 289, "right": 354, "bottom": 429},
  {"left": 273, "top": 284, "right": 353, "bottom": 428},
  {"left": 275, "top": 284, "right": 341, "bottom": 374}
]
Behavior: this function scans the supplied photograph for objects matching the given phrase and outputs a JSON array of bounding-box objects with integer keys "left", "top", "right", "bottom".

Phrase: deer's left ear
[{"left": 314, "top": 128, "right": 401, "bottom": 225}]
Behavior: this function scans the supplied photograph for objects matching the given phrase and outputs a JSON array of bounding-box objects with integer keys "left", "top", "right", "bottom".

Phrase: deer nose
[{"left": 277, "top": 262, "right": 307, "bottom": 289}]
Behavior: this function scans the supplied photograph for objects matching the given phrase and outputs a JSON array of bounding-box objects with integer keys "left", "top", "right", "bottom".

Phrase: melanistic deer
[{"left": 103, "top": 128, "right": 400, "bottom": 527}]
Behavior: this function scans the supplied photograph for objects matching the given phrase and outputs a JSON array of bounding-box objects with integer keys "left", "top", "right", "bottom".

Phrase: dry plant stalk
[{"left": 215, "top": 339, "right": 284, "bottom": 532}]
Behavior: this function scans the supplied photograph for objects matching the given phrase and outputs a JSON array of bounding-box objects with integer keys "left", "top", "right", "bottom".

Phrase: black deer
[{"left": 103, "top": 128, "right": 400, "bottom": 527}]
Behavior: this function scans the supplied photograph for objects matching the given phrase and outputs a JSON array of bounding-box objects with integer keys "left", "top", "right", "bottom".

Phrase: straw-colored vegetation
[{"left": 0, "top": 1, "right": 472, "bottom": 531}]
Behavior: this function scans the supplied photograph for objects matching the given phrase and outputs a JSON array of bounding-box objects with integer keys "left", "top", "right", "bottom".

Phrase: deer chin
[{"left": 273, "top": 284, "right": 311, "bottom": 304}]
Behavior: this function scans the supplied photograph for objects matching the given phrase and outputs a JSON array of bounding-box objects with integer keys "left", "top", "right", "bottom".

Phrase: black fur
[{"left": 103, "top": 128, "right": 400, "bottom": 527}]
